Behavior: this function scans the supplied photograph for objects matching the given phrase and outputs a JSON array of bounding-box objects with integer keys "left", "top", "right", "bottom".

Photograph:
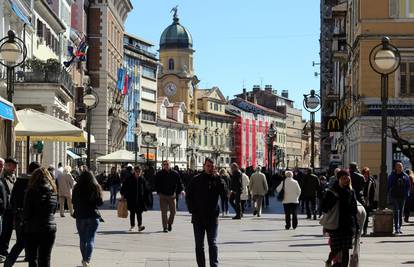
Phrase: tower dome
[{"left": 160, "top": 12, "right": 193, "bottom": 50}]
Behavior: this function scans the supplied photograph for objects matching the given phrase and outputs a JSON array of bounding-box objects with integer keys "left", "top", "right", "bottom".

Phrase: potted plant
[
  {"left": 25, "top": 57, "right": 45, "bottom": 81},
  {"left": 44, "top": 58, "right": 61, "bottom": 81}
]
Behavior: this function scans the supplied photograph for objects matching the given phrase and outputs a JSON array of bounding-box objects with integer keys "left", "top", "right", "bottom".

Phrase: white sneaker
[
  {"left": 129, "top": 226, "right": 136, "bottom": 231},
  {"left": 82, "top": 260, "right": 90, "bottom": 267}
]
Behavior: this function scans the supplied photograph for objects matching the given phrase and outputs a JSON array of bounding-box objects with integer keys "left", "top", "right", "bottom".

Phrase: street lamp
[
  {"left": 303, "top": 89, "right": 321, "bottom": 171},
  {"left": 267, "top": 124, "right": 276, "bottom": 175},
  {"left": 369, "top": 37, "right": 401, "bottom": 236},
  {"left": 170, "top": 143, "right": 180, "bottom": 166},
  {"left": 143, "top": 132, "right": 154, "bottom": 167},
  {"left": 83, "top": 86, "right": 99, "bottom": 169},
  {"left": 0, "top": 30, "right": 27, "bottom": 156}
]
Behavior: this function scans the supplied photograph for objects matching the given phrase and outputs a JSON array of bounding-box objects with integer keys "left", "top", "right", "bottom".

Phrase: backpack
[{"left": 390, "top": 175, "right": 405, "bottom": 199}]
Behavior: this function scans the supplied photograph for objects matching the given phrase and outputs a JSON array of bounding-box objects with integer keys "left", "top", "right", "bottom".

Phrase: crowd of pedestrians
[{"left": 1, "top": 154, "right": 414, "bottom": 267}]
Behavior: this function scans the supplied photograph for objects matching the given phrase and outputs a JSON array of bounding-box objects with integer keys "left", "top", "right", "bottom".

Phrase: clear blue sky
[{"left": 125, "top": 0, "right": 320, "bottom": 119}]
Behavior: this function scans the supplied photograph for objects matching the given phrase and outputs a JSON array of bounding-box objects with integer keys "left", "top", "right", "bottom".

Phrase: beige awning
[
  {"left": 97, "top": 149, "right": 146, "bottom": 163},
  {"left": 14, "top": 109, "right": 89, "bottom": 142}
]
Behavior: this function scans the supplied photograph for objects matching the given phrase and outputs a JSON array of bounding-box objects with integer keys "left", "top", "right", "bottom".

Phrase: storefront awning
[
  {"left": 0, "top": 97, "right": 15, "bottom": 121},
  {"left": 66, "top": 149, "right": 81, "bottom": 160},
  {"left": 9, "top": 0, "right": 31, "bottom": 25}
]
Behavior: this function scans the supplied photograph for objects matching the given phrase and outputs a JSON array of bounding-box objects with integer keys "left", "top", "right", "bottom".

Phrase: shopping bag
[{"left": 117, "top": 199, "right": 128, "bottom": 218}]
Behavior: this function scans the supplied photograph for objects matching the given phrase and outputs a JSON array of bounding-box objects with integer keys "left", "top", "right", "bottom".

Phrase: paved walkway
[{"left": 9, "top": 192, "right": 414, "bottom": 266}]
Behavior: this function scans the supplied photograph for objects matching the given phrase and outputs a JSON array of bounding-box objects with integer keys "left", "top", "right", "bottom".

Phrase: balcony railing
[{"left": 16, "top": 68, "right": 74, "bottom": 97}]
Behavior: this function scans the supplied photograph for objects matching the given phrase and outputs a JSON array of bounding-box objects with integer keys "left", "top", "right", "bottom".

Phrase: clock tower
[{"left": 158, "top": 9, "right": 199, "bottom": 123}]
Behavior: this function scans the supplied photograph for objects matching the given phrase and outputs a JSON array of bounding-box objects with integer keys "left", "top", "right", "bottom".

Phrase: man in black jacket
[
  {"left": 349, "top": 162, "right": 366, "bottom": 205},
  {"left": 186, "top": 158, "right": 227, "bottom": 267},
  {"left": 4, "top": 161, "right": 40, "bottom": 266},
  {"left": 155, "top": 160, "right": 183, "bottom": 232},
  {"left": 0, "top": 157, "right": 17, "bottom": 262},
  {"left": 229, "top": 163, "right": 243, "bottom": 220},
  {"left": 302, "top": 168, "right": 319, "bottom": 220}
]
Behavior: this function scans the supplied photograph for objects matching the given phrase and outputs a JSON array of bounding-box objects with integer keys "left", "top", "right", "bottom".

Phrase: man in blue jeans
[
  {"left": 387, "top": 161, "right": 411, "bottom": 234},
  {"left": 186, "top": 158, "right": 228, "bottom": 267}
]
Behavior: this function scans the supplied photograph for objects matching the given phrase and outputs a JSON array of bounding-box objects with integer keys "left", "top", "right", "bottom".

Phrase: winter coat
[
  {"left": 240, "top": 173, "right": 250, "bottom": 200},
  {"left": 23, "top": 184, "right": 58, "bottom": 234},
  {"left": 249, "top": 171, "right": 268, "bottom": 196},
  {"left": 155, "top": 169, "right": 183, "bottom": 197},
  {"left": 107, "top": 173, "right": 121, "bottom": 187},
  {"left": 350, "top": 171, "right": 366, "bottom": 204},
  {"left": 121, "top": 175, "right": 150, "bottom": 213},
  {"left": 387, "top": 171, "right": 411, "bottom": 200},
  {"left": 186, "top": 171, "right": 228, "bottom": 225},
  {"left": 276, "top": 177, "right": 301, "bottom": 204},
  {"left": 10, "top": 174, "right": 30, "bottom": 221},
  {"left": 363, "top": 176, "right": 376, "bottom": 210},
  {"left": 301, "top": 173, "right": 319, "bottom": 198},
  {"left": 230, "top": 170, "right": 243, "bottom": 193},
  {"left": 0, "top": 170, "right": 16, "bottom": 210},
  {"left": 321, "top": 183, "right": 358, "bottom": 235},
  {"left": 72, "top": 185, "right": 103, "bottom": 219},
  {"left": 58, "top": 172, "right": 75, "bottom": 198}
]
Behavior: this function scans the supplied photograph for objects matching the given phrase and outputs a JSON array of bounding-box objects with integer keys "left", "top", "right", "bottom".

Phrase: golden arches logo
[
  {"left": 338, "top": 104, "right": 350, "bottom": 120},
  {"left": 327, "top": 118, "right": 341, "bottom": 131}
]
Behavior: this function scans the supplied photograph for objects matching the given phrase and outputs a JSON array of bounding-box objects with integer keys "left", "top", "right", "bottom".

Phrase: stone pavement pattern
[{"left": 9, "top": 192, "right": 414, "bottom": 266}]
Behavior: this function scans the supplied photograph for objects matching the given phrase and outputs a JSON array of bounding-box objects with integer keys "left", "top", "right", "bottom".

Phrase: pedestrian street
[{"left": 6, "top": 191, "right": 414, "bottom": 267}]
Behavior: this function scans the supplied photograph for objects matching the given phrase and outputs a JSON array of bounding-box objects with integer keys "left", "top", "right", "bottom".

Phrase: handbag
[
  {"left": 117, "top": 199, "right": 128, "bottom": 218},
  {"left": 277, "top": 180, "right": 285, "bottom": 202},
  {"left": 319, "top": 190, "right": 339, "bottom": 230}
]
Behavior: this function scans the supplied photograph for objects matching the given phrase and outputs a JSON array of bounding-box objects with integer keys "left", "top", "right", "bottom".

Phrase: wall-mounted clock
[{"left": 164, "top": 82, "right": 177, "bottom": 96}]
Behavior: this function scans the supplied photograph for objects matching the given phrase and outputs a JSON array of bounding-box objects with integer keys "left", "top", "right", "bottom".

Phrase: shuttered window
[{"left": 400, "top": 62, "right": 414, "bottom": 96}]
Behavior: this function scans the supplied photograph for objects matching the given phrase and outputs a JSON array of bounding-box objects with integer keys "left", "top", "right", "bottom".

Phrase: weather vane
[{"left": 171, "top": 5, "right": 178, "bottom": 19}]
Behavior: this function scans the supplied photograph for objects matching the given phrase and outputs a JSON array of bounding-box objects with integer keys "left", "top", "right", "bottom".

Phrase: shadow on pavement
[{"left": 289, "top": 243, "right": 327, "bottom": 247}]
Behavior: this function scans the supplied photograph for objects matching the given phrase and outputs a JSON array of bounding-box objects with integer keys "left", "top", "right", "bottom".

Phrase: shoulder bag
[
  {"left": 277, "top": 180, "right": 285, "bottom": 202},
  {"left": 319, "top": 190, "right": 339, "bottom": 230}
]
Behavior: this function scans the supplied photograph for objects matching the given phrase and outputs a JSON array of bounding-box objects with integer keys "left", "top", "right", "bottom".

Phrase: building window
[
  {"left": 211, "top": 136, "right": 214, "bottom": 146},
  {"left": 400, "top": 62, "right": 414, "bottom": 96},
  {"left": 142, "top": 65, "right": 156, "bottom": 79},
  {"left": 210, "top": 102, "right": 213, "bottom": 110},
  {"left": 141, "top": 110, "right": 156, "bottom": 122},
  {"left": 390, "top": 0, "right": 414, "bottom": 18},
  {"left": 168, "top": 58, "right": 174, "bottom": 70},
  {"left": 204, "top": 134, "right": 208, "bottom": 146},
  {"left": 142, "top": 87, "right": 156, "bottom": 101},
  {"left": 214, "top": 103, "right": 218, "bottom": 111}
]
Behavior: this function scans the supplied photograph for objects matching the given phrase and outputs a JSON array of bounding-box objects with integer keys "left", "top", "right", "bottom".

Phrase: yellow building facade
[{"left": 343, "top": 0, "right": 414, "bottom": 173}]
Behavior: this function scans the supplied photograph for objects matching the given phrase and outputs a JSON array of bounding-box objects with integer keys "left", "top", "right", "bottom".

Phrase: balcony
[{"left": 18, "top": 68, "right": 74, "bottom": 98}]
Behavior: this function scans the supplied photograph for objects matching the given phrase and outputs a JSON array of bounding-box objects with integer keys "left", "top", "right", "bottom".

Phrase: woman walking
[
  {"left": 219, "top": 168, "right": 230, "bottom": 216},
  {"left": 72, "top": 171, "right": 103, "bottom": 267},
  {"left": 23, "top": 167, "right": 58, "bottom": 267},
  {"left": 322, "top": 169, "right": 358, "bottom": 267},
  {"left": 120, "top": 166, "right": 149, "bottom": 232},
  {"left": 58, "top": 166, "right": 75, "bottom": 217},
  {"left": 107, "top": 167, "right": 121, "bottom": 208},
  {"left": 276, "top": 171, "right": 301, "bottom": 230}
]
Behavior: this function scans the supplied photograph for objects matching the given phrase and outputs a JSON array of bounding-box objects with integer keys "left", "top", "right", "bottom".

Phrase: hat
[
  {"left": 48, "top": 164, "right": 55, "bottom": 171},
  {"left": 127, "top": 163, "right": 133, "bottom": 168},
  {"left": 4, "top": 157, "right": 18, "bottom": 165}
]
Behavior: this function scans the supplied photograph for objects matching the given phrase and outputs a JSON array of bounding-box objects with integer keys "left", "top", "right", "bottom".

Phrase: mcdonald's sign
[
  {"left": 338, "top": 104, "right": 350, "bottom": 121},
  {"left": 324, "top": 117, "right": 344, "bottom": 132}
]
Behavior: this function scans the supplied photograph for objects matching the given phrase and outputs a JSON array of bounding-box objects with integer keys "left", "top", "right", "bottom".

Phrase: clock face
[{"left": 164, "top": 82, "right": 177, "bottom": 96}]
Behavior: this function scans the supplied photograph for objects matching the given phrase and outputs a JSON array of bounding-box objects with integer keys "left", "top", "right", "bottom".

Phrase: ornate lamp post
[
  {"left": 267, "top": 124, "right": 276, "bottom": 175},
  {"left": 83, "top": 86, "right": 99, "bottom": 170},
  {"left": 143, "top": 132, "right": 156, "bottom": 167},
  {"left": 369, "top": 37, "right": 401, "bottom": 236},
  {"left": 303, "top": 90, "right": 321, "bottom": 170},
  {"left": 0, "top": 30, "right": 27, "bottom": 156}
]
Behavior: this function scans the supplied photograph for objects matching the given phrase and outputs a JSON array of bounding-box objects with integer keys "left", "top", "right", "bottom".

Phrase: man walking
[
  {"left": 0, "top": 157, "right": 18, "bottom": 261},
  {"left": 349, "top": 162, "right": 366, "bottom": 205},
  {"left": 155, "top": 160, "right": 183, "bottom": 232},
  {"left": 186, "top": 158, "right": 227, "bottom": 267},
  {"left": 4, "top": 161, "right": 40, "bottom": 266},
  {"left": 229, "top": 163, "right": 243, "bottom": 220},
  {"left": 249, "top": 166, "right": 268, "bottom": 217},
  {"left": 388, "top": 162, "right": 410, "bottom": 234},
  {"left": 301, "top": 168, "right": 319, "bottom": 220}
]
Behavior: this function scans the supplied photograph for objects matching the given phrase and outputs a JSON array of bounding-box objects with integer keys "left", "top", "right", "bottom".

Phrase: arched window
[{"left": 168, "top": 58, "right": 174, "bottom": 70}]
